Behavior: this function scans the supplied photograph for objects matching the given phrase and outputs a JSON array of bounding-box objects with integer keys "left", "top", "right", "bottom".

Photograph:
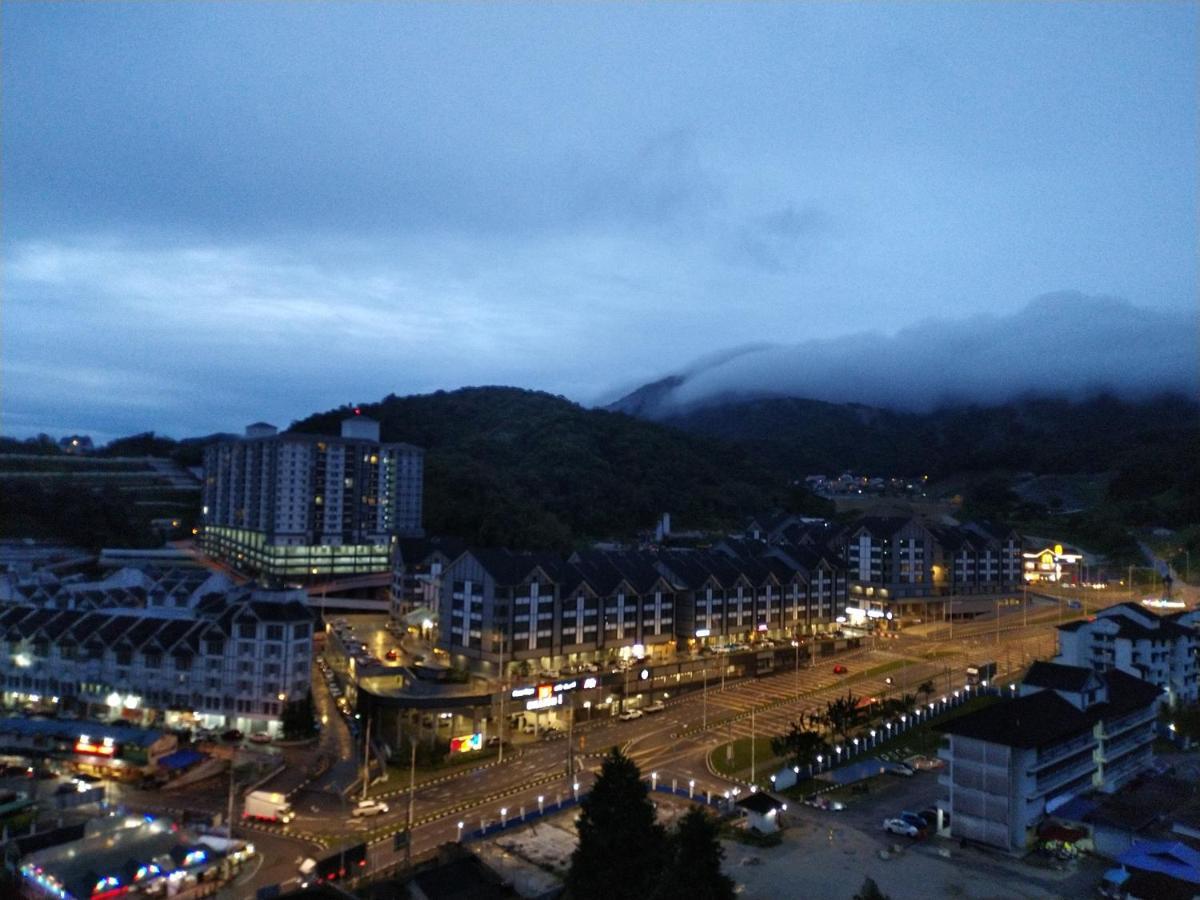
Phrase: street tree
[
  {"left": 653, "top": 806, "right": 735, "bottom": 900},
  {"left": 824, "top": 692, "right": 860, "bottom": 742},
  {"left": 917, "top": 680, "right": 936, "bottom": 704},
  {"left": 280, "top": 690, "right": 316, "bottom": 740},
  {"left": 853, "top": 877, "right": 892, "bottom": 900},
  {"left": 771, "top": 722, "right": 829, "bottom": 770},
  {"left": 567, "top": 747, "right": 666, "bottom": 900}
]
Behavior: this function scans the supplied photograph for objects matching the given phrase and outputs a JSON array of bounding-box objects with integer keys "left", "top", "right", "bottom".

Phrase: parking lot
[{"left": 729, "top": 771, "right": 1107, "bottom": 899}]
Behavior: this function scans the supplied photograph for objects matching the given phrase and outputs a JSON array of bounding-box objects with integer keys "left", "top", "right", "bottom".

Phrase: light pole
[
  {"left": 457, "top": 821, "right": 464, "bottom": 842},
  {"left": 793, "top": 639, "right": 801, "bottom": 702},
  {"left": 497, "top": 632, "right": 507, "bottom": 764},
  {"left": 702, "top": 667, "right": 708, "bottom": 730}
]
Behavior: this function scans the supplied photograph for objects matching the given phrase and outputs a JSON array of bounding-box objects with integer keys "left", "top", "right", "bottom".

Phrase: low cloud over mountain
[{"left": 609, "top": 293, "right": 1199, "bottom": 417}]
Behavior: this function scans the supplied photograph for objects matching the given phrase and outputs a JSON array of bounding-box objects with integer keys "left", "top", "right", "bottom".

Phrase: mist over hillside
[{"left": 607, "top": 294, "right": 1198, "bottom": 419}]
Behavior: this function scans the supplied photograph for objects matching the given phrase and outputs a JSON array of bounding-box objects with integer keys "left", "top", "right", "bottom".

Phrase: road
[
  {"left": 221, "top": 618, "right": 1070, "bottom": 897},
  {"left": 0, "top": 596, "right": 1125, "bottom": 898}
]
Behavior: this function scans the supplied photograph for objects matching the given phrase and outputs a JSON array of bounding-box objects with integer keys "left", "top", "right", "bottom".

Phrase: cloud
[{"left": 625, "top": 293, "right": 1200, "bottom": 415}]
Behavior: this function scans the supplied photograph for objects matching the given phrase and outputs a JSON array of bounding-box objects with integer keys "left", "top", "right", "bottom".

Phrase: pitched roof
[
  {"left": 936, "top": 690, "right": 1093, "bottom": 748},
  {"left": 736, "top": 791, "right": 785, "bottom": 814},
  {"left": 1023, "top": 661, "right": 1098, "bottom": 693}
]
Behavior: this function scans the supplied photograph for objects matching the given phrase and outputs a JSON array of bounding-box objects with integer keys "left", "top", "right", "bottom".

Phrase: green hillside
[{"left": 289, "top": 387, "right": 806, "bottom": 550}]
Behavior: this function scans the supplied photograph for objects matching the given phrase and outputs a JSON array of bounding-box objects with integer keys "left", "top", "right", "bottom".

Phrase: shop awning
[{"left": 157, "top": 749, "right": 205, "bottom": 771}]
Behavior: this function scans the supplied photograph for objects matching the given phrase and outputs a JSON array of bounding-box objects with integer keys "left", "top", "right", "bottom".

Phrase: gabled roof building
[
  {"left": 937, "top": 662, "right": 1161, "bottom": 852},
  {"left": 0, "top": 567, "right": 313, "bottom": 735},
  {"left": 1055, "top": 602, "right": 1200, "bottom": 706}
]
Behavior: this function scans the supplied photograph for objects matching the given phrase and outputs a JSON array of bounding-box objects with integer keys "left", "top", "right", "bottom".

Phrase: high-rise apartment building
[{"left": 202, "top": 415, "right": 423, "bottom": 581}]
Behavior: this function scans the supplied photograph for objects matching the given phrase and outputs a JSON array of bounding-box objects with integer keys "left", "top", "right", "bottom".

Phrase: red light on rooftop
[{"left": 353, "top": 407, "right": 361, "bottom": 415}]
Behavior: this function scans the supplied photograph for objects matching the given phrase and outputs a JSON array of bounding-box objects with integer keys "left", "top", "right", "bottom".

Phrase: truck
[
  {"left": 243, "top": 790, "right": 294, "bottom": 824},
  {"left": 965, "top": 661, "right": 997, "bottom": 686}
]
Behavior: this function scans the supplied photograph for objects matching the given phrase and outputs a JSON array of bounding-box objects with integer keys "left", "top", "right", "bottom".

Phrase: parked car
[
  {"left": 887, "top": 763, "right": 915, "bottom": 777},
  {"left": 805, "top": 794, "right": 845, "bottom": 811},
  {"left": 833, "top": 664, "right": 848, "bottom": 674},
  {"left": 618, "top": 709, "right": 644, "bottom": 721},
  {"left": 643, "top": 701, "right": 667, "bottom": 714},
  {"left": 221, "top": 729, "right": 244, "bottom": 743},
  {"left": 351, "top": 799, "right": 388, "bottom": 818},
  {"left": 882, "top": 818, "right": 921, "bottom": 837},
  {"left": 385, "top": 649, "right": 399, "bottom": 661},
  {"left": 248, "top": 733, "right": 272, "bottom": 745},
  {"left": 898, "top": 811, "right": 927, "bottom": 831}
]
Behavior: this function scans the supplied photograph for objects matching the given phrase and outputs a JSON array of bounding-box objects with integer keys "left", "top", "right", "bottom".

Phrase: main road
[{"left": 224, "top": 609, "right": 1077, "bottom": 897}]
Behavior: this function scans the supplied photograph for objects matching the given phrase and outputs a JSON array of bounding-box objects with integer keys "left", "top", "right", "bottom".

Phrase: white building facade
[
  {"left": 938, "top": 663, "right": 1160, "bottom": 853},
  {"left": 0, "top": 567, "right": 314, "bottom": 735},
  {"left": 1055, "top": 602, "right": 1200, "bottom": 705}
]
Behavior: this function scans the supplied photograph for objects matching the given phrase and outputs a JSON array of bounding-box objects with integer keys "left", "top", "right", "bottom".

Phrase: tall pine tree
[
  {"left": 566, "top": 747, "right": 666, "bottom": 900},
  {"left": 653, "top": 806, "right": 735, "bottom": 900}
]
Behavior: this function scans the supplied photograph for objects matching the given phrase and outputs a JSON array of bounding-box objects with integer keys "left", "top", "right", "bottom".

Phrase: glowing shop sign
[
  {"left": 75, "top": 735, "right": 116, "bottom": 756},
  {"left": 525, "top": 694, "right": 563, "bottom": 711},
  {"left": 450, "top": 733, "right": 483, "bottom": 754}
]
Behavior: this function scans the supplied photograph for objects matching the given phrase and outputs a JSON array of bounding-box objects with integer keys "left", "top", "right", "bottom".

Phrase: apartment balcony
[
  {"left": 1099, "top": 707, "right": 1157, "bottom": 740},
  {"left": 1029, "top": 734, "right": 1096, "bottom": 772},
  {"left": 1033, "top": 754, "right": 1095, "bottom": 797},
  {"left": 1097, "top": 729, "right": 1154, "bottom": 765}
]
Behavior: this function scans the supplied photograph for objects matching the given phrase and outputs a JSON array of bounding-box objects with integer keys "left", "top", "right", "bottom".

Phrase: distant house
[
  {"left": 1056, "top": 602, "right": 1200, "bottom": 706},
  {"left": 736, "top": 791, "right": 787, "bottom": 834},
  {"left": 58, "top": 435, "right": 93, "bottom": 454}
]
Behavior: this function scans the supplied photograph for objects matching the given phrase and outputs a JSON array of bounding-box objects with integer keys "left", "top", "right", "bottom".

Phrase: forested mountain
[{"left": 289, "top": 387, "right": 811, "bottom": 551}]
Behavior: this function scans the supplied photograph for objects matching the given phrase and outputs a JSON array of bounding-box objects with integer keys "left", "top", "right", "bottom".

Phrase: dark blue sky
[{"left": 3, "top": 3, "right": 1196, "bottom": 440}]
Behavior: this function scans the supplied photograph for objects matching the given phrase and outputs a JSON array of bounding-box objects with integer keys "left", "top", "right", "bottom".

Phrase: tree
[
  {"left": 567, "top": 747, "right": 666, "bottom": 900},
  {"left": 280, "top": 690, "right": 316, "bottom": 740},
  {"left": 917, "top": 680, "right": 936, "bottom": 704},
  {"left": 653, "top": 807, "right": 735, "bottom": 900},
  {"left": 771, "top": 721, "right": 829, "bottom": 770},
  {"left": 824, "top": 692, "right": 860, "bottom": 742},
  {"left": 853, "top": 877, "right": 891, "bottom": 900}
]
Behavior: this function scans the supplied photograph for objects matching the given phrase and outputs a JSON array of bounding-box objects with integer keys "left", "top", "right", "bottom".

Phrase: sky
[{"left": 3, "top": 2, "right": 1197, "bottom": 441}]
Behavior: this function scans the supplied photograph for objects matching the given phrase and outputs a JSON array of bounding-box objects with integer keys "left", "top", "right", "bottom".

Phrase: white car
[
  {"left": 351, "top": 800, "right": 389, "bottom": 818},
  {"left": 643, "top": 701, "right": 666, "bottom": 714},
  {"left": 618, "top": 709, "right": 644, "bottom": 721},
  {"left": 882, "top": 818, "right": 920, "bottom": 837}
]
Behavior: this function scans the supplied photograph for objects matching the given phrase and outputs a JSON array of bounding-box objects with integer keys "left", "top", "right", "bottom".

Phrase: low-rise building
[
  {"left": 1056, "top": 602, "right": 1200, "bottom": 706},
  {"left": 937, "top": 662, "right": 1160, "bottom": 853}
]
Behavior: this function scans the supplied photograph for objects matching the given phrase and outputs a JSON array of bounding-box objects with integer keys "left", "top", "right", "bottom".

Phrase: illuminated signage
[
  {"left": 525, "top": 694, "right": 563, "bottom": 711},
  {"left": 582, "top": 677, "right": 598, "bottom": 689},
  {"left": 844, "top": 607, "right": 865, "bottom": 616},
  {"left": 75, "top": 735, "right": 116, "bottom": 757},
  {"left": 866, "top": 609, "right": 885, "bottom": 619},
  {"left": 756, "top": 624, "right": 768, "bottom": 632},
  {"left": 639, "top": 668, "right": 649, "bottom": 681},
  {"left": 695, "top": 629, "right": 710, "bottom": 638},
  {"left": 513, "top": 678, "right": 582, "bottom": 700},
  {"left": 450, "top": 733, "right": 483, "bottom": 754}
]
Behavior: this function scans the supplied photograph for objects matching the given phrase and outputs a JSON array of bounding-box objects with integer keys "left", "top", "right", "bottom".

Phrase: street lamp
[
  {"left": 500, "top": 807, "right": 508, "bottom": 827},
  {"left": 457, "top": 821, "right": 464, "bottom": 842},
  {"left": 651, "top": 771, "right": 658, "bottom": 790},
  {"left": 573, "top": 781, "right": 580, "bottom": 800},
  {"left": 538, "top": 795, "right": 545, "bottom": 815},
  {"left": 870, "top": 729, "right": 876, "bottom": 748},
  {"left": 816, "top": 754, "right": 823, "bottom": 773}
]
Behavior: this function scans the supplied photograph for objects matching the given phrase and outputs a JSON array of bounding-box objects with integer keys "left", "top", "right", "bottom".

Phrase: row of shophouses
[
  {"left": 0, "top": 566, "right": 314, "bottom": 735},
  {"left": 426, "top": 514, "right": 1025, "bottom": 672}
]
